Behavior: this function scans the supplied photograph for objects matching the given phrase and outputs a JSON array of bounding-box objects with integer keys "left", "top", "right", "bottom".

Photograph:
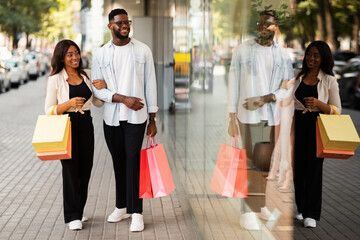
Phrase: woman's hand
[
  {"left": 303, "top": 97, "right": 318, "bottom": 109},
  {"left": 93, "top": 79, "right": 107, "bottom": 90},
  {"left": 69, "top": 97, "right": 86, "bottom": 109},
  {"left": 303, "top": 97, "right": 331, "bottom": 114}
]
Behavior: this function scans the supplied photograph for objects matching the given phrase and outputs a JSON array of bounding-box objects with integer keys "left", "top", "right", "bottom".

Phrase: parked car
[
  {"left": 333, "top": 51, "right": 357, "bottom": 62},
  {"left": 336, "top": 58, "right": 360, "bottom": 109},
  {"left": 0, "top": 64, "right": 11, "bottom": 93},
  {"left": 37, "top": 52, "right": 48, "bottom": 75},
  {"left": 81, "top": 56, "right": 90, "bottom": 69},
  {"left": 24, "top": 52, "right": 40, "bottom": 79},
  {"left": 334, "top": 60, "right": 347, "bottom": 77},
  {"left": 4, "top": 57, "right": 28, "bottom": 88}
]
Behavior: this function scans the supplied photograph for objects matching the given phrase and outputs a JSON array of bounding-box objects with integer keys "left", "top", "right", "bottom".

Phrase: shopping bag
[
  {"left": 36, "top": 123, "right": 72, "bottom": 161},
  {"left": 317, "top": 114, "right": 360, "bottom": 151},
  {"left": 210, "top": 143, "right": 247, "bottom": 198},
  {"left": 146, "top": 137, "right": 176, "bottom": 197},
  {"left": 139, "top": 142, "right": 153, "bottom": 198},
  {"left": 316, "top": 122, "right": 354, "bottom": 159},
  {"left": 32, "top": 109, "right": 71, "bottom": 152}
]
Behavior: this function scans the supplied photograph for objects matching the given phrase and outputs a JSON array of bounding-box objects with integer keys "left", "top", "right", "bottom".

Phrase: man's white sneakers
[
  {"left": 107, "top": 208, "right": 131, "bottom": 223},
  {"left": 240, "top": 212, "right": 260, "bottom": 230},
  {"left": 304, "top": 218, "right": 316, "bottom": 228},
  {"left": 294, "top": 213, "right": 304, "bottom": 220},
  {"left": 260, "top": 207, "right": 276, "bottom": 221},
  {"left": 130, "top": 213, "right": 144, "bottom": 232},
  {"left": 68, "top": 220, "right": 82, "bottom": 230}
]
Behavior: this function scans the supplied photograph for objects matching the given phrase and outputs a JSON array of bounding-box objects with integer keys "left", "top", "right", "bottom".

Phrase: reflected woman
[
  {"left": 293, "top": 41, "right": 341, "bottom": 228},
  {"left": 44, "top": 40, "right": 106, "bottom": 230}
]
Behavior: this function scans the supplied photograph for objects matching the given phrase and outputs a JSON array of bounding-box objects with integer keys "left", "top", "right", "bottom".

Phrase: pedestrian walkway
[
  {"left": 165, "top": 66, "right": 360, "bottom": 240},
  {"left": 1, "top": 69, "right": 360, "bottom": 240},
  {"left": 0, "top": 76, "right": 190, "bottom": 240}
]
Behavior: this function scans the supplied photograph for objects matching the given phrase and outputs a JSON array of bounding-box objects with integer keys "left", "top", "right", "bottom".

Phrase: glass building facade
[{"left": 101, "top": 0, "right": 295, "bottom": 238}]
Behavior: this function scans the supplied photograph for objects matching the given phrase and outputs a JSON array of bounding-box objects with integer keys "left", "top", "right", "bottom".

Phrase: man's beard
[
  {"left": 258, "top": 30, "right": 274, "bottom": 40},
  {"left": 114, "top": 31, "right": 129, "bottom": 40}
]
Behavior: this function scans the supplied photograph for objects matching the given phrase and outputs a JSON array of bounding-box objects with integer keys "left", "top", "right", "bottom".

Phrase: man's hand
[
  {"left": 123, "top": 97, "right": 144, "bottom": 111},
  {"left": 93, "top": 79, "right": 107, "bottom": 90},
  {"left": 228, "top": 119, "right": 239, "bottom": 137},
  {"left": 147, "top": 121, "right": 157, "bottom": 137},
  {"left": 243, "top": 96, "right": 264, "bottom": 110}
]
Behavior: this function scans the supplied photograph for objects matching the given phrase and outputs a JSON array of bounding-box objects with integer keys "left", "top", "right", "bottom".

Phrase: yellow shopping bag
[
  {"left": 32, "top": 106, "right": 71, "bottom": 152},
  {"left": 36, "top": 123, "right": 72, "bottom": 161},
  {"left": 318, "top": 110, "right": 360, "bottom": 151}
]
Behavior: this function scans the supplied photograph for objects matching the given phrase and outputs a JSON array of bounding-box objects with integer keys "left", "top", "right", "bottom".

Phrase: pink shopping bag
[
  {"left": 146, "top": 137, "right": 176, "bottom": 197},
  {"left": 139, "top": 144, "right": 153, "bottom": 198},
  {"left": 210, "top": 143, "right": 247, "bottom": 198}
]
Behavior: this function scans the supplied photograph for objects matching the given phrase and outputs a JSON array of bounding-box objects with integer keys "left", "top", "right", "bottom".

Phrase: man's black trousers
[{"left": 104, "top": 121, "right": 146, "bottom": 214}]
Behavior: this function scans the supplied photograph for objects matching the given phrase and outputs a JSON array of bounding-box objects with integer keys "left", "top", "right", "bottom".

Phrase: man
[
  {"left": 91, "top": 8, "right": 158, "bottom": 232},
  {"left": 227, "top": 10, "right": 294, "bottom": 230}
]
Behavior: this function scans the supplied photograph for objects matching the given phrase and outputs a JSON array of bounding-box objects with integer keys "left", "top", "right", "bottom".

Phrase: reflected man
[{"left": 227, "top": 10, "right": 294, "bottom": 230}]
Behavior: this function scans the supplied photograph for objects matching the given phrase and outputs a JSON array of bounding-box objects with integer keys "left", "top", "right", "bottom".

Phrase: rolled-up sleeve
[
  {"left": 328, "top": 77, "right": 342, "bottom": 114},
  {"left": 91, "top": 52, "right": 116, "bottom": 103},
  {"left": 144, "top": 49, "right": 158, "bottom": 113},
  {"left": 44, "top": 76, "right": 58, "bottom": 115},
  {"left": 272, "top": 51, "right": 294, "bottom": 99},
  {"left": 228, "top": 50, "right": 240, "bottom": 113}
]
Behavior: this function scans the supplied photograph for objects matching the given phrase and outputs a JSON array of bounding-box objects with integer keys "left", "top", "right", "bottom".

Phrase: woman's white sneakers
[
  {"left": 68, "top": 216, "right": 88, "bottom": 230},
  {"left": 81, "top": 215, "right": 88, "bottom": 222},
  {"left": 130, "top": 213, "right": 144, "bottom": 232},
  {"left": 304, "top": 218, "right": 316, "bottom": 228},
  {"left": 68, "top": 220, "right": 82, "bottom": 230}
]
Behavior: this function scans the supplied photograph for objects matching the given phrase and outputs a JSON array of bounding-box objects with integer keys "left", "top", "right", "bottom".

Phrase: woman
[
  {"left": 45, "top": 40, "right": 106, "bottom": 230},
  {"left": 293, "top": 41, "right": 341, "bottom": 228}
]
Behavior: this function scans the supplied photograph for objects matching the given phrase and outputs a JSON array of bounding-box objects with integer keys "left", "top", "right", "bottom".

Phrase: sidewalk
[
  {"left": 0, "top": 76, "right": 190, "bottom": 240},
  {"left": 1, "top": 69, "right": 360, "bottom": 239}
]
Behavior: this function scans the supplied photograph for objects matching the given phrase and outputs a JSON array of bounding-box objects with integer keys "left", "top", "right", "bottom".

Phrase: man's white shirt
[
  {"left": 91, "top": 38, "right": 158, "bottom": 126},
  {"left": 113, "top": 43, "right": 133, "bottom": 121},
  {"left": 228, "top": 38, "right": 294, "bottom": 126}
]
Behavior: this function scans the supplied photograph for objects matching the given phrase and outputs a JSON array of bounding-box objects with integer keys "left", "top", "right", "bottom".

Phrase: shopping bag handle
[
  {"left": 47, "top": 105, "right": 58, "bottom": 116},
  {"left": 47, "top": 105, "right": 65, "bottom": 116},
  {"left": 329, "top": 104, "right": 339, "bottom": 115},
  {"left": 229, "top": 137, "right": 239, "bottom": 148},
  {"left": 146, "top": 135, "right": 158, "bottom": 147}
]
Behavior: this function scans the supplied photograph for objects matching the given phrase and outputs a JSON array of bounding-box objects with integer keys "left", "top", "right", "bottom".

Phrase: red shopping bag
[
  {"left": 146, "top": 137, "right": 176, "bottom": 197},
  {"left": 139, "top": 141, "right": 153, "bottom": 199},
  {"left": 36, "top": 123, "right": 72, "bottom": 161},
  {"left": 210, "top": 143, "right": 247, "bottom": 198},
  {"left": 316, "top": 122, "right": 354, "bottom": 159}
]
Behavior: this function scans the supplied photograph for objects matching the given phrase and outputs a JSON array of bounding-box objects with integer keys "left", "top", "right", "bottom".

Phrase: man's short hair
[
  {"left": 260, "top": 10, "right": 278, "bottom": 22},
  {"left": 108, "top": 9, "right": 128, "bottom": 22}
]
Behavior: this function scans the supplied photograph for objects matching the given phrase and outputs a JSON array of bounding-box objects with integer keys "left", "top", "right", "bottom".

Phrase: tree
[
  {"left": 37, "top": 0, "right": 79, "bottom": 45},
  {"left": 0, "top": 0, "right": 58, "bottom": 49},
  {"left": 292, "top": 0, "right": 318, "bottom": 49},
  {"left": 322, "top": 0, "right": 337, "bottom": 49},
  {"left": 332, "top": 0, "right": 360, "bottom": 53}
]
